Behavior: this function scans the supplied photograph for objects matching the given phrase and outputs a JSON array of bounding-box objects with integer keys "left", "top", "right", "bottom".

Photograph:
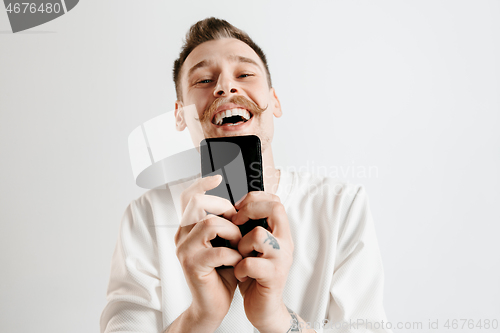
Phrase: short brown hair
[{"left": 173, "top": 17, "right": 272, "bottom": 100}]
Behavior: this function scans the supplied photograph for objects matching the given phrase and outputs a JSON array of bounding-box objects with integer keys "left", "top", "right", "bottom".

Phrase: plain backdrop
[{"left": 1, "top": 1, "right": 499, "bottom": 332}]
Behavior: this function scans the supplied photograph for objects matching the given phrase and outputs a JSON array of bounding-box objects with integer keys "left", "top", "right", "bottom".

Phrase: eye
[
  {"left": 197, "top": 79, "right": 212, "bottom": 84},
  {"left": 238, "top": 73, "right": 254, "bottom": 78}
]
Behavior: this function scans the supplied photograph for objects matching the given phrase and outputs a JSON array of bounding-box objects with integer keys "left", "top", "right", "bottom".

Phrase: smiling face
[{"left": 175, "top": 38, "right": 282, "bottom": 152}]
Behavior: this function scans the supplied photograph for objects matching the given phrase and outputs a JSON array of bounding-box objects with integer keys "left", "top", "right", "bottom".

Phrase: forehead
[{"left": 182, "top": 38, "right": 265, "bottom": 79}]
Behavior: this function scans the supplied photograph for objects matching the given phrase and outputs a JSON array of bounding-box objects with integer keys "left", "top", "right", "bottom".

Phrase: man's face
[{"left": 175, "top": 38, "right": 281, "bottom": 151}]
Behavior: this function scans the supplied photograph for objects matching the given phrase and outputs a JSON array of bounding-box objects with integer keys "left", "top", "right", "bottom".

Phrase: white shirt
[{"left": 100, "top": 170, "right": 391, "bottom": 333}]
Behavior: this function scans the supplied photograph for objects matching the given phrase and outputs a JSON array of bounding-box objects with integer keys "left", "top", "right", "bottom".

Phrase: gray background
[{"left": 1, "top": 1, "right": 499, "bottom": 332}]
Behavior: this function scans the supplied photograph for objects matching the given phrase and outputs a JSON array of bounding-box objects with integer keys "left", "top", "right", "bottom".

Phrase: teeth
[
  {"left": 241, "top": 109, "right": 250, "bottom": 120},
  {"left": 213, "top": 108, "right": 251, "bottom": 126},
  {"left": 215, "top": 113, "right": 223, "bottom": 125}
]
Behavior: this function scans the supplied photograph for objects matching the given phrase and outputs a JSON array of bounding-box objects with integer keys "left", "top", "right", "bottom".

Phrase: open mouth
[{"left": 212, "top": 108, "right": 252, "bottom": 127}]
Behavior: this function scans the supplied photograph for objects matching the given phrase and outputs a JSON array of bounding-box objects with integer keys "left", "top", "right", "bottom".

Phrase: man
[{"left": 101, "top": 18, "right": 391, "bottom": 333}]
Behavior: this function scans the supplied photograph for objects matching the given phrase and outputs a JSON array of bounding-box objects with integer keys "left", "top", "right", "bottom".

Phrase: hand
[
  {"left": 232, "top": 192, "right": 295, "bottom": 333},
  {"left": 174, "top": 175, "right": 243, "bottom": 331}
]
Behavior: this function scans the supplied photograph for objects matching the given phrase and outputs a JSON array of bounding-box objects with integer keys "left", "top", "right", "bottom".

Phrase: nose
[{"left": 213, "top": 74, "right": 238, "bottom": 97}]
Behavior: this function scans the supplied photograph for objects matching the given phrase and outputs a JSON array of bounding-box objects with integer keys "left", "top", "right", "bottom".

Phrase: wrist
[
  {"left": 254, "top": 303, "right": 292, "bottom": 333},
  {"left": 182, "top": 304, "right": 222, "bottom": 333},
  {"left": 255, "top": 304, "right": 319, "bottom": 333}
]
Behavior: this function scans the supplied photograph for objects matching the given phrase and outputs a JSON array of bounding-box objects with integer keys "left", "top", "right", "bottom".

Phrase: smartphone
[{"left": 200, "top": 135, "right": 268, "bottom": 248}]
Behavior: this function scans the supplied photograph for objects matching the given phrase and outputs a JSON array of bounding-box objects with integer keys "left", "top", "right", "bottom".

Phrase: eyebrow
[
  {"left": 187, "top": 55, "right": 262, "bottom": 78},
  {"left": 227, "top": 55, "right": 261, "bottom": 68},
  {"left": 187, "top": 60, "right": 213, "bottom": 78}
]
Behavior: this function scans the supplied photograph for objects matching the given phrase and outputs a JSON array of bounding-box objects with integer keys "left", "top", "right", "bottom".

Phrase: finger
[
  {"left": 234, "top": 191, "right": 280, "bottom": 210},
  {"left": 180, "top": 175, "right": 223, "bottom": 213},
  {"left": 180, "top": 194, "right": 236, "bottom": 227},
  {"left": 232, "top": 201, "right": 290, "bottom": 239},
  {"left": 184, "top": 215, "right": 242, "bottom": 250},
  {"left": 174, "top": 223, "right": 194, "bottom": 247},
  {"left": 237, "top": 226, "right": 281, "bottom": 258},
  {"left": 217, "top": 267, "right": 238, "bottom": 292},
  {"left": 195, "top": 247, "right": 243, "bottom": 272},
  {"left": 177, "top": 194, "right": 236, "bottom": 243},
  {"left": 233, "top": 257, "right": 274, "bottom": 283}
]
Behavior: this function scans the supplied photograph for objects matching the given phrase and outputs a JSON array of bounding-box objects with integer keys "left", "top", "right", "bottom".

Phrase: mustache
[{"left": 199, "top": 95, "right": 267, "bottom": 123}]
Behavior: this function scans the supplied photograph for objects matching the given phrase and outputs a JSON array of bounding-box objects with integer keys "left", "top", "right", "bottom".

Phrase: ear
[
  {"left": 174, "top": 100, "right": 187, "bottom": 131},
  {"left": 270, "top": 87, "right": 282, "bottom": 118}
]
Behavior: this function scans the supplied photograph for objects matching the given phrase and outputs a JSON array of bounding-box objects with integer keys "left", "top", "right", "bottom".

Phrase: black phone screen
[{"left": 200, "top": 135, "right": 269, "bottom": 248}]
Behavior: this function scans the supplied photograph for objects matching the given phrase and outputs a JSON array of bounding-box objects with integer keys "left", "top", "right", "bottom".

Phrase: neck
[{"left": 261, "top": 145, "right": 281, "bottom": 194}]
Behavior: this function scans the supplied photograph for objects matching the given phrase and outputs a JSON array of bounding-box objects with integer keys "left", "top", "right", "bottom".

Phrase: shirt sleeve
[
  {"left": 327, "top": 186, "right": 391, "bottom": 333},
  {"left": 100, "top": 200, "right": 164, "bottom": 333}
]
